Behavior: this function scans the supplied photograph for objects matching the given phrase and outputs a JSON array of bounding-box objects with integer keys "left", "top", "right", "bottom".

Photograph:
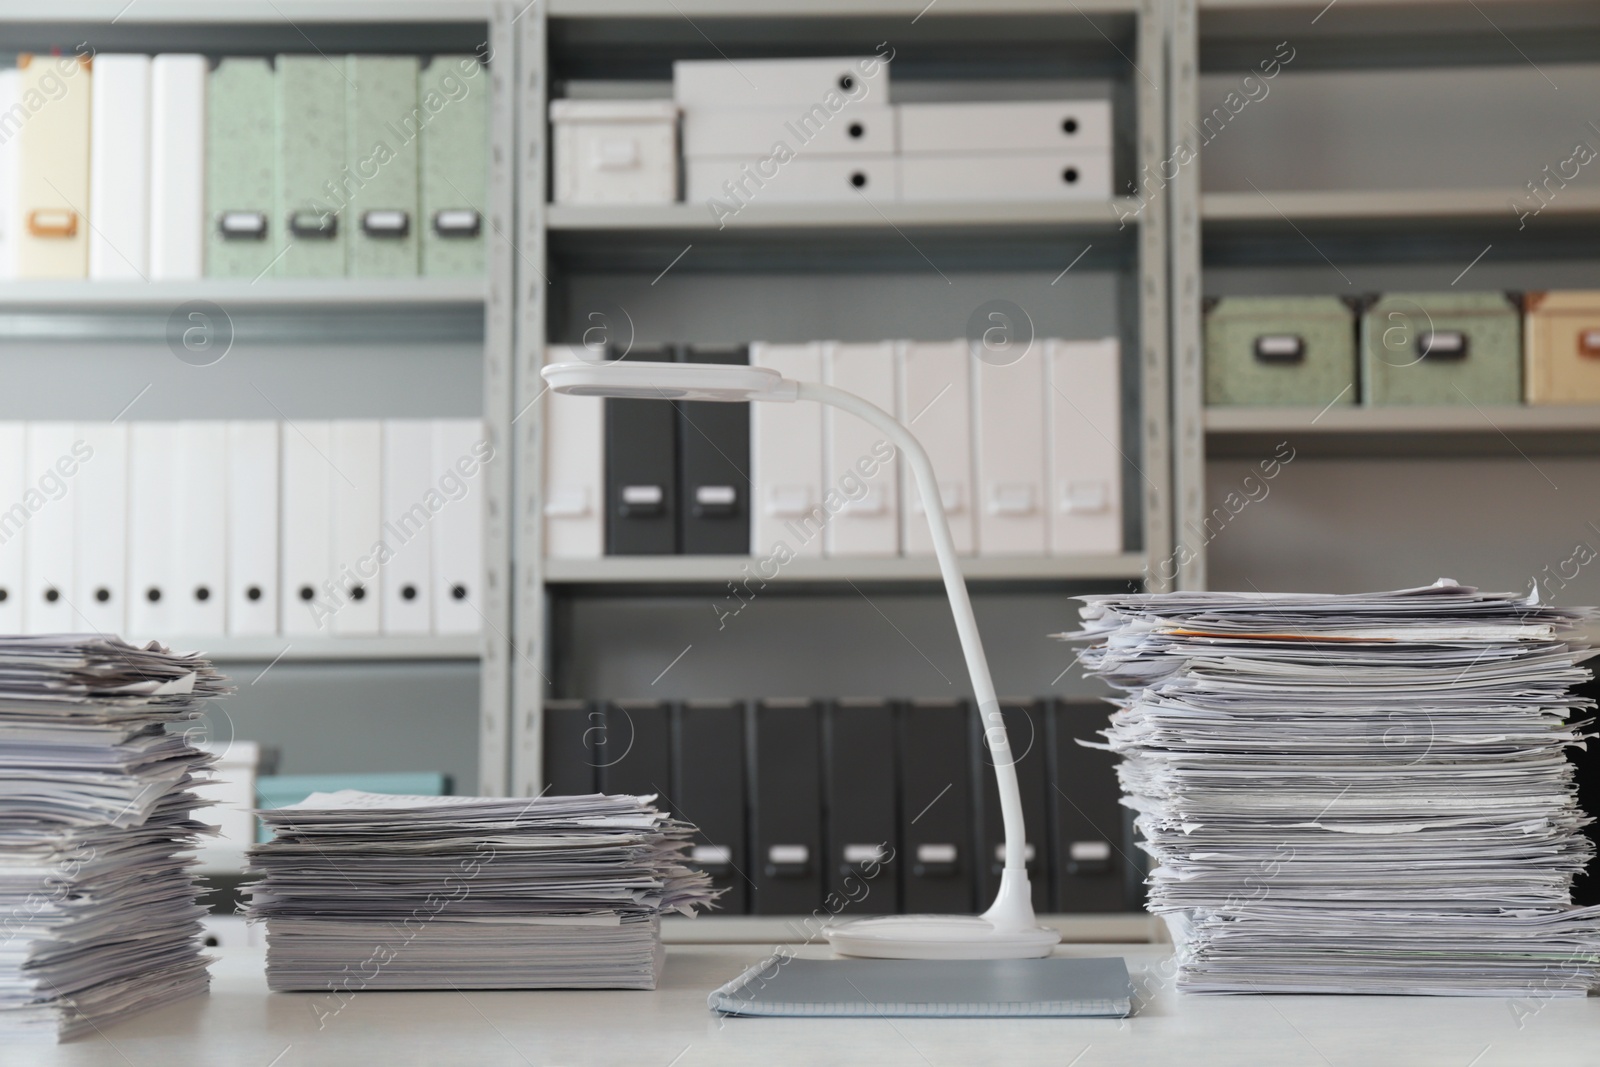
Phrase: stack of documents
[
  {"left": 1064, "top": 580, "right": 1600, "bottom": 996},
  {"left": 0, "top": 636, "right": 227, "bottom": 1041},
  {"left": 246, "top": 791, "right": 718, "bottom": 991}
]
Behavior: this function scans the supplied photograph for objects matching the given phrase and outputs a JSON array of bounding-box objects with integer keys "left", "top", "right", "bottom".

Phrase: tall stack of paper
[
  {"left": 1065, "top": 580, "right": 1600, "bottom": 996},
  {"left": 247, "top": 791, "right": 719, "bottom": 991},
  {"left": 0, "top": 636, "right": 228, "bottom": 1041}
]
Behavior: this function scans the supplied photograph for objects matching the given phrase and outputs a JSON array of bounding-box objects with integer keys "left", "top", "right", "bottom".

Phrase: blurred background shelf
[
  {"left": 547, "top": 200, "right": 1138, "bottom": 232},
  {"left": 0, "top": 278, "right": 486, "bottom": 308},
  {"left": 543, "top": 554, "right": 1148, "bottom": 586},
  {"left": 172, "top": 635, "right": 482, "bottom": 664}
]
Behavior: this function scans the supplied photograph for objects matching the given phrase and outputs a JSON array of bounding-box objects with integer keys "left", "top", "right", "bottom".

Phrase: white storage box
[
  {"left": 900, "top": 151, "right": 1111, "bottom": 201},
  {"left": 674, "top": 56, "right": 890, "bottom": 109},
  {"left": 898, "top": 100, "right": 1112, "bottom": 153},
  {"left": 550, "top": 99, "right": 678, "bottom": 205},
  {"left": 688, "top": 154, "right": 897, "bottom": 203},
  {"left": 684, "top": 105, "right": 896, "bottom": 158}
]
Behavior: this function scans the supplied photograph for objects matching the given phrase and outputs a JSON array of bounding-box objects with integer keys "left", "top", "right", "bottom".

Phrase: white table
[{"left": 25, "top": 940, "right": 1600, "bottom": 1066}]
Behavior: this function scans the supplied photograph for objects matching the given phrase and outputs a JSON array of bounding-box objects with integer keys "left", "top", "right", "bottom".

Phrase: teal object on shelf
[{"left": 256, "top": 772, "right": 452, "bottom": 841}]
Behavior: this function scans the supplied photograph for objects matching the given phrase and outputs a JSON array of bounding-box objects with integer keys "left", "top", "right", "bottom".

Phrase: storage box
[
  {"left": 687, "top": 154, "right": 896, "bottom": 203},
  {"left": 684, "top": 105, "right": 895, "bottom": 158},
  {"left": 1361, "top": 291, "right": 1520, "bottom": 405},
  {"left": 1524, "top": 291, "right": 1600, "bottom": 403},
  {"left": 1204, "top": 296, "right": 1356, "bottom": 407},
  {"left": 674, "top": 56, "right": 890, "bottom": 109},
  {"left": 899, "top": 151, "right": 1110, "bottom": 202},
  {"left": 898, "top": 100, "right": 1112, "bottom": 153},
  {"left": 550, "top": 99, "right": 678, "bottom": 205}
]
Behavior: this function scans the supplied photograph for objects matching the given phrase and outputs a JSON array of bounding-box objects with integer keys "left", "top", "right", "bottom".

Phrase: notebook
[{"left": 708, "top": 956, "right": 1131, "bottom": 1017}]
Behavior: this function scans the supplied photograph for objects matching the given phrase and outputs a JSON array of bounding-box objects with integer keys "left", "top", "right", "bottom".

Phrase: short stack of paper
[
  {"left": 1065, "top": 580, "right": 1600, "bottom": 996},
  {"left": 246, "top": 791, "right": 718, "bottom": 992},
  {"left": 0, "top": 636, "right": 227, "bottom": 1041}
]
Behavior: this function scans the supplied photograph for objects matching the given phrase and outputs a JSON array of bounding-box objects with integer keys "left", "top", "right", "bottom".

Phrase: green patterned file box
[
  {"left": 275, "top": 54, "right": 346, "bottom": 277},
  {"left": 419, "top": 55, "right": 488, "bottom": 278},
  {"left": 1205, "top": 296, "right": 1357, "bottom": 407},
  {"left": 1362, "top": 291, "right": 1521, "bottom": 405},
  {"left": 206, "top": 58, "right": 279, "bottom": 278},
  {"left": 347, "top": 55, "right": 420, "bottom": 277}
]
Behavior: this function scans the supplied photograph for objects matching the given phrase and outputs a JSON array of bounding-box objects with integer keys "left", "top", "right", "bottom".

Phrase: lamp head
[{"left": 541, "top": 360, "right": 798, "bottom": 402}]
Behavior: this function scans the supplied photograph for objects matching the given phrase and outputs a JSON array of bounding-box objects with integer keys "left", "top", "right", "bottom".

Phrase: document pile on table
[
  {"left": 247, "top": 791, "right": 719, "bottom": 992},
  {"left": 0, "top": 636, "right": 227, "bottom": 1041},
  {"left": 1064, "top": 580, "right": 1600, "bottom": 995}
]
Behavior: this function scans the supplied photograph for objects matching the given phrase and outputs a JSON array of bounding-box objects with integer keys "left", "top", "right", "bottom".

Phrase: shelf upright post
[
  {"left": 1138, "top": 0, "right": 1175, "bottom": 593},
  {"left": 1167, "top": 0, "right": 1206, "bottom": 592},
  {"left": 511, "top": 0, "right": 551, "bottom": 797},
  {"left": 479, "top": 0, "right": 521, "bottom": 796}
]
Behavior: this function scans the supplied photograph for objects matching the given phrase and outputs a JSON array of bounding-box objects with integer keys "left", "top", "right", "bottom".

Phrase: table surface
[{"left": 23, "top": 940, "right": 1600, "bottom": 1067}]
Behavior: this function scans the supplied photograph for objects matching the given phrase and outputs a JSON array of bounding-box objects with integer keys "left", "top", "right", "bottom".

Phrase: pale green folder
[
  {"left": 347, "top": 55, "right": 419, "bottom": 277},
  {"left": 275, "top": 54, "right": 345, "bottom": 277},
  {"left": 206, "top": 57, "right": 279, "bottom": 278},
  {"left": 419, "top": 55, "right": 489, "bottom": 277}
]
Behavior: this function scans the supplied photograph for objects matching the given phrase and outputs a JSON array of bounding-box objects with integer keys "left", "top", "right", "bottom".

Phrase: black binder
[
  {"left": 673, "top": 700, "right": 750, "bottom": 914},
  {"left": 976, "top": 700, "right": 1051, "bottom": 913},
  {"left": 750, "top": 699, "right": 824, "bottom": 915},
  {"left": 595, "top": 700, "right": 672, "bottom": 798},
  {"left": 899, "top": 699, "right": 975, "bottom": 914},
  {"left": 541, "top": 698, "right": 597, "bottom": 796},
  {"left": 823, "top": 698, "right": 899, "bottom": 915},
  {"left": 1050, "top": 698, "right": 1136, "bottom": 912},
  {"left": 604, "top": 344, "right": 680, "bottom": 555},
  {"left": 676, "top": 344, "right": 751, "bottom": 555}
]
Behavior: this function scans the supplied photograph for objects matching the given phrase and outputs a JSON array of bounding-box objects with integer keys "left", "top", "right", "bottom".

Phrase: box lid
[
  {"left": 1525, "top": 290, "right": 1600, "bottom": 315},
  {"left": 1207, "top": 295, "right": 1352, "bottom": 321},
  {"left": 1367, "top": 291, "right": 1515, "bottom": 315},
  {"left": 549, "top": 99, "right": 678, "bottom": 124}
]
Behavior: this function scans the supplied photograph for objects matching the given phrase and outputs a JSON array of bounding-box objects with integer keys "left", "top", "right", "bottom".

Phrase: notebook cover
[{"left": 709, "top": 955, "right": 1131, "bottom": 1017}]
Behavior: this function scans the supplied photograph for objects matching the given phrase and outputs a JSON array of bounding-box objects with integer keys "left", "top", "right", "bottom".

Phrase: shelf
[
  {"left": 168, "top": 635, "right": 481, "bottom": 664},
  {"left": 0, "top": 278, "right": 485, "bottom": 309},
  {"left": 0, "top": 1, "right": 492, "bottom": 21},
  {"left": 543, "top": 554, "right": 1146, "bottom": 586},
  {"left": 659, "top": 913, "right": 1161, "bottom": 945},
  {"left": 1204, "top": 404, "right": 1600, "bottom": 458},
  {"left": 1203, "top": 189, "right": 1600, "bottom": 226},
  {"left": 551, "top": 0, "right": 1140, "bottom": 16},
  {"left": 548, "top": 200, "right": 1136, "bottom": 233}
]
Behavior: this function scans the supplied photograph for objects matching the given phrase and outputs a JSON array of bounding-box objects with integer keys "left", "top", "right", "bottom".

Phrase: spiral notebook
[{"left": 708, "top": 956, "right": 1132, "bottom": 1018}]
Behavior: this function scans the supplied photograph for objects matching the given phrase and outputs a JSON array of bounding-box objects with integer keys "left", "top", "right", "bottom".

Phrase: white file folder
[
  {"left": 974, "top": 342, "right": 1048, "bottom": 556},
  {"left": 128, "top": 422, "right": 177, "bottom": 638},
  {"left": 686, "top": 155, "right": 897, "bottom": 204},
  {"left": 0, "top": 71, "right": 21, "bottom": 279},
  {"left": 380, "top": 420, "right": 433, "bottom": 635},
  {"left": 683, "top": 105, "right": 896, "bottom": 158},
  {"left": 1047, "top": 338, "right": 1122, "bottom": 556},
  {"left": 17, "top": 53, "right": 92, "bottom": 278},
  {"left": 432, "top": 418, "right": 485, "bottom": 635},
  {"left": 175, "top": 422, "right": 227, "bottom": 635},
  {"left": 149, "top": 54, "right": 207, "bottom": 280},
  {"left": 23, "top": 423, "right": 79, "bottom": 633},
  {"left": 280, "top": 420, "right": 333, "bottom": 636},
  {"left": 749, "top": 342, "right": 824, "bottom": 558},
  {"left": 330, "top": 420, "right": 383, "bottom": 636},
  {"left": 674, "top": 57, "right": 890, "bottom": 108},
  {"left": 88, "top": 54, "right": 151, "bottom": 280},
  {"left": 897, "top": 101, "right": 1113, "bottom": 153},
  {"left": 897, "top": 340, "right": 974, "bottom": 556},
  {"left": 543, "top": 345, "right": 603, "bottom": 561},
  {"left": 73, "top": 422, "right": 128, "bottom": 636},
  {"left": 226, "top": 421, "right": 280, "bottom": 636},
  {"left": 0, "top": 423, "right": 23, "bottom": 632},
  {"left": 823, "top": 342, "right": 898, "bottom": 557}
]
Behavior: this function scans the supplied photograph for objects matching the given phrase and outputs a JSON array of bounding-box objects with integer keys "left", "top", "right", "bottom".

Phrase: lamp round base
[{"left": 824, "top": 915, "right": 1062, "bottom": 960}]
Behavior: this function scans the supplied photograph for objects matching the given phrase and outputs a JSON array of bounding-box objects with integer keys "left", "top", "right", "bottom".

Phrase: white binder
[
  {"left": 899, "top": 152, "right": 1111, "bottom": 202},
  {"left": 686, "top": 155, "right": 897, "bottom": 204},
  {"left": 823, "top": 342, "right": 898, "bottom": 557},
  {"left": 175, "top": 422, "right": 228, "bottom": 635},
  {"left": 128, "top": 422, "right": 178, "bottom": 638},
  {"left": 280, "top": 420, "right": 333, "bottom": 636},
  {"left": 18, "top": 54, "right": 93, "bottom": 278},
  {"left": 543, "top": 345, "right": 603, "bottom": 561},
  {"left": 432, "top": 418, "right": 485, "bottom": 635},
  {"left": 1047, "top": 338, "right": 1123, "bottom": 556},
  {"left": 973, "top": 341, "right": 1048, "bottom": 556},
  {"left": 22, "top": 423, "right": 79, "bottom": 633},
  {"left": 0, "top": 423, "right": 23, "bottom": 632},
  {"left": 87, "top": 54, "right": 151, "bottom": 280},
  {"left": 380, "top": 419, "right": 433, "bottom": 635},
  {"left": 226, "top": 421, "right": 280, "bottom": 637},
  {"left": 683, "top": 105, "right": 896, "bottom": 158},
  {"left": 674, "top": 57, "right": 890, "bottom": 108},
  {"left": 897, "top": 340, "right": 974, "bottom": 556},
  {"left": 73, "top": 422, "right": 128, "bottom": 636},
  {"left": 149, "top": 54, "right": 207, "bottom": 280},
  {"left": 897, "top": 101, "right": 1113, "bottom": 153},
  {"left": 749, "top": 342, "right": 824, "bottom": 558},
  {"left": 330, "top": 421, "right": 383, "bottom": 635},
  {"left": 0, "top": 70, "right": 21, "bottom": 279}
]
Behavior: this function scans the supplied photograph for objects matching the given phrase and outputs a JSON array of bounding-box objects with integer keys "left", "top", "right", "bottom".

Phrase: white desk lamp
[{"left": 542, "top": 359, "right": 1061, "bottom": 960}]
